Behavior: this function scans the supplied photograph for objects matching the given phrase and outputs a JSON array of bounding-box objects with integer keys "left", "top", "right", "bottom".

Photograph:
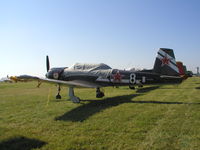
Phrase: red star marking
[
  {"left": 161, "top": 54, "right": 170, "bottom": 66},
  {"left": 113, "top": 71, "right": 122, "bottom": 82}
]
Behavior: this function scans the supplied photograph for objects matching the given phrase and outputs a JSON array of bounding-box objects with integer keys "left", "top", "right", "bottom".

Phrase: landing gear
[
  {"left": 56, "top": 85, "right": 62, "bottom": 99},
  {"left": 56, "top": 94, "right": 61, "bottom": 99},
  {"left": 138, "top": 84, "right": 143, "bottom": 88},
  {"left": 137, "top": 80, "right": 143, "bottom": 88},
  {"left": 129, "top": 85, "right": 135, "bottom": 90},
  {"left": 54, "top": 85, "right": 80, "bottom": 103},
  {"left": 37, "top": 81, "right": 42, "bottom": 88},
  {"left": 96, "top": 87, "right": 105, "bottom": 98},
  {"left": 69, "top": 87, "right": 80, "bottom": 103}
]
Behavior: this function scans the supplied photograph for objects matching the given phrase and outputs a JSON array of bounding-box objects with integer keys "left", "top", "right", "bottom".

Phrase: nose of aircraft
[
  {"left": 45, "top": 68, "right": 65, "bottom": 79},
  {"left": 45, "top": 72, "right": 50, "bottom": 78},
  {"left": 45, "top": 73, "right": 48, "bottom": 78}
]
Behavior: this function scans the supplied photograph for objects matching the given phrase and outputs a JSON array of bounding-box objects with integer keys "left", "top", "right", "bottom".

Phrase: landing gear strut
[
  {"left": 96, "top": 87, "right": 105, "bottom": 98},
  {"left": 69, "top": 87, "right": 80, "bottom": 103},
  {"left": 138, "top": 84, "right": 143, "bottom": 88},
  {"left": 56, "top": 85, "right": 62, "bottom": 99},
  {"left": 137, "top": 81, "right": 143, "bottom": 88},
  {"left": 129, "top": 85, "right": 135, "bottom": 90}
]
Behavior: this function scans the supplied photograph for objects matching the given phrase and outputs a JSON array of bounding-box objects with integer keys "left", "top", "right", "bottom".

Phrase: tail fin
[
  {"left": 176, "top": 61, "right": 189, "bottom": 79},
  {"left": 153, "top": 48, "right": 180, "bottom": 76},
  {"left": 176, "top": 61, "right": 185, "bottom": 76},
  {"left": 183, "top": 65, "right": 187, "bottom": 74}
]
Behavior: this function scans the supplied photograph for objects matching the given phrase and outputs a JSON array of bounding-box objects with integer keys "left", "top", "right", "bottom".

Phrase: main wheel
[
  {"left": 56, "top": 94, "right": 62, "bottom": 99},
  {"left": 138, "top": 84, "right": 143, "bottom": 88},
  {"left": 129, "top": 85, "right": 135, "bottom": 90},
  {"left": 96, "top": 92, "right": 104, "bottom": 98}
]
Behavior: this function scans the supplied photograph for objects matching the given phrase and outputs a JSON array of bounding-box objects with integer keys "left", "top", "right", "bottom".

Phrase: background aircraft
[
  {"left": 0, "top": 76, "right": 13, "bottom": 83},
  {"left": 176, "top": 61, "right": 193, "bottom": 78},
  {"left": 11, "top": 48, "right": 183, "bottom": 103}
]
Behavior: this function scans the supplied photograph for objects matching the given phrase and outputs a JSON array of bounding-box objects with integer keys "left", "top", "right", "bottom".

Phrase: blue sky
[{"left": 0, "top": 0, "right": 200, "bottom": 77}]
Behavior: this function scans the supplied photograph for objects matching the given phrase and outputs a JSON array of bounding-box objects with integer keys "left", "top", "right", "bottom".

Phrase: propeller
[{"left": 46, "top": 55, "right": 50, "bottom": 72}]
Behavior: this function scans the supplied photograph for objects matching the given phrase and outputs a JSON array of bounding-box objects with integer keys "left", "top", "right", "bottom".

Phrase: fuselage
[{"left": 46, "top": 65, "right": 182, "bottom": 88}]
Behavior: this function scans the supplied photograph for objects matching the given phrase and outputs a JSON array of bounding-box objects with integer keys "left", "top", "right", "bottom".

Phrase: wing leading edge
[{"left": 12, "top": 75, "right": 99, "bottom": 88}]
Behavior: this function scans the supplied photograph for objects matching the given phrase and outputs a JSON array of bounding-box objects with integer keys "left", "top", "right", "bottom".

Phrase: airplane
[
  {"left": 0, "top": 76, "right": 13, "bottom": 83},
  {"left": 11, "top": 48, "right": 184, "bottom": 103},
  {"left": 183, "top": 65, "right": 193, "bottom": 77},
  {"left": 0, "top": 75, "right": 29, "bottom": 83},
  {"left": 176, "top": 61, "right": 188, "bottom": 79},
  {"left": 176, "top": 61, "right": 193, "bottom": 78}
]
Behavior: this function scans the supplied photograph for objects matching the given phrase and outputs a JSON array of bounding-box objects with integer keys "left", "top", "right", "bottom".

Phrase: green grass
[{"left": 0, "top": 77, "right": 200, "bottom": 150}]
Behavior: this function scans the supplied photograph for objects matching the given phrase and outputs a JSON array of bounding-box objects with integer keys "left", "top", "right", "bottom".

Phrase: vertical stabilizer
[
  {"left": 153, "top": 48, "right": 179, "bottom": 76},
  {"left": 176, "top": 61, "right": 185, "bottom": 76},
  {"left": 183, "top": 65, "right": 187, "bottom": 74}
]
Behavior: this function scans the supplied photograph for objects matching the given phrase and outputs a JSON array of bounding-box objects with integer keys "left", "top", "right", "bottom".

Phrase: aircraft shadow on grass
[
  {"left": 55, "top": 84, "right": 200, "bottom": 122},
  {"left": 132, "top": 100, "right": 200, "bottom": 105},
  {"left": 0, "top": 136, "right": 47, "bottom": 150},
  {"left": 136, "top": 86, "right": 160, "bottom": 93},
  {"left": 159, "top": 88, "right": 195, "bottom": 90},
  {"left": 55, "top": 94, "right": 140, "bottom": 122}
]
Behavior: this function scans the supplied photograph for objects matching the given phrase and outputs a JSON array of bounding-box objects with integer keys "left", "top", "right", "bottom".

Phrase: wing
[{"left": 11, "top": 75, "right": 100, "bottom": 88}]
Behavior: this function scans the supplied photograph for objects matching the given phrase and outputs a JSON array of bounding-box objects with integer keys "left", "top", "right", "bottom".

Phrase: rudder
[{"left": 153, "top": 48, "right": 179, "bottom": 76}]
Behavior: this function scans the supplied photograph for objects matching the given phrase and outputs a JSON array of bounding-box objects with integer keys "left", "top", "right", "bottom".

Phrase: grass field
[{"left": 0, "top": 77, "right": 200, "bottom": 150}]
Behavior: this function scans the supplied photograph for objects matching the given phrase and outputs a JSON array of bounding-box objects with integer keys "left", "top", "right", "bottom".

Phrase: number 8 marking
[{"left": 130, "top": 73, "right": 136, "bottom": 84}]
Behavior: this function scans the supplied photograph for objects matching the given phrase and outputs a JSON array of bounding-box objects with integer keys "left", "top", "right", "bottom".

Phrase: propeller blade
[{"left": 46, "top": 55, "right": 50, "bottom": 72}]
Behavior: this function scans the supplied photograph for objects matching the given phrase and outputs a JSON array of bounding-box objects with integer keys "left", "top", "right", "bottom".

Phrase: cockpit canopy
[
  {"left": 65, "top": 63, "right": 112, "bottom": 78},
  {"left": 69, "top": 63, "right": 112, "bottom": 71}
]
